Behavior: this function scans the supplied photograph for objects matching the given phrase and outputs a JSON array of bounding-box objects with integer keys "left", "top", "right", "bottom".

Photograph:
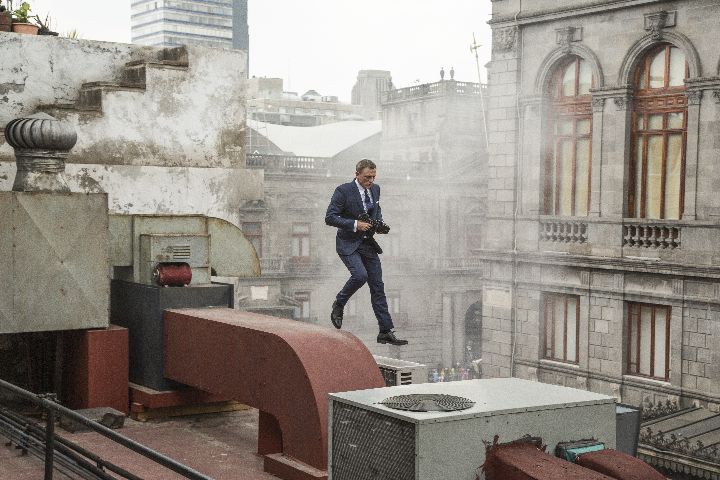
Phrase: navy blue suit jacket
[{"left": 325, "top": 180, "right": 383, "bottom": 255}]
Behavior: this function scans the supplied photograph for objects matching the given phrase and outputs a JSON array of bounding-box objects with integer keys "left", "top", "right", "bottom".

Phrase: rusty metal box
[
  {"left": 138, "top": 234, "right": 210, "bottom": 285},
  {"left": 0, "top": 192, "right": 109, "bottom": 334}
]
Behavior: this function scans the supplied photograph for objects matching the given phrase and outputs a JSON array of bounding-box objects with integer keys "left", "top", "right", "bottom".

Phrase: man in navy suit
[{"left": 325, "top": 159, "right": 408, "bottom": 346}]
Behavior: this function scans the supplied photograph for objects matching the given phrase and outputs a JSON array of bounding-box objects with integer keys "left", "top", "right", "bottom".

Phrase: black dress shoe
[
  {"left": 331, "top": 300, "right": 343, "bottom": 329},
  {"left": 377, "top": 330, "right": 408, "bottom": 346}
]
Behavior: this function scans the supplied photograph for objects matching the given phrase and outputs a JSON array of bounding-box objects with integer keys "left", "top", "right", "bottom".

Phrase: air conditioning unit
[
  {"left": 329, "top": 378, "right": 616, "bottom": 480},
  {"left": 373, "top": 355, "right": 428, "bottom": 386},
  {"left": 138, "top": 234, "right": 210, "bottom": 285}
]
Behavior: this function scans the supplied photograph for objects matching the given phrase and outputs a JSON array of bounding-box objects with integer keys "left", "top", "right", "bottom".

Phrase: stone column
[
  {"left": 441, "top": 293, "right": 453, "bottom": 367},
  {"left": 683, "top": 88, "right": 702, "bottom": 220},
  {"left": 453, "top": 292, "right": 466, "bottom": 366},
  {"left": 4, "top": 113, "right": 77, "bottom": 193}
]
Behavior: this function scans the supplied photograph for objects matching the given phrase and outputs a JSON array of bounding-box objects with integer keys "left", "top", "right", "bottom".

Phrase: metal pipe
[
  {"left": 44, "top": 407, "right": 55, "bottom": 480},
  {"left": 0, "top": 378, "right": 214, "bottom": 480}
]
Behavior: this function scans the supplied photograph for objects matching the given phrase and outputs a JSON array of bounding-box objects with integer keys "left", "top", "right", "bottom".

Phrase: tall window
[
  {"left": 630, "top": 45, "right": 688, "bottom": 220},
  {"left": 293, "top": 292, "right": 310, "bottom": 319},
  {"left": 626, "top": 302, "right": 670, "bottom": 380},
  {"left": 545, "top": 56, "right": 593, "bottom": 216},
  {"left": 543, "top": 293, "right": 579, "bottom": 363},
  {"left": 242, "top": 222, "right": 262, "bottom": 258},
  {"left": 291, "top": 223, "right": 310, "bottom": 259}
]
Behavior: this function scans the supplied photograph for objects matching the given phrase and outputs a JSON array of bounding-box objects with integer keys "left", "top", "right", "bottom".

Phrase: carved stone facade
[{"left": 485, "top": 0, "right": 720, "bottom": 414}]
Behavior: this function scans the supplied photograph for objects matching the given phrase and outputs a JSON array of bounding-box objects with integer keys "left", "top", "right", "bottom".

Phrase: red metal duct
[
  {"left": 163, "top": 308, "right": 384, "bottom": 480},
  {"left": 484, "top": 441, "right": 615, "bottom": 480},
  {"left": 577, "top": 449, "right": 666, "bottom": 480}
]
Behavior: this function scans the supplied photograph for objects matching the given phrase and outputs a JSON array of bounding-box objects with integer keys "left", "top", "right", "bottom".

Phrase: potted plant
[
  {"left": 0, "top": 1, "right": 12, "bottom": 32},
  {"left": 10, "top": 1, "right": 39, "bottom": 35},
  {"left": 34, "top": 14, "right": 57, "bottom": 35}
]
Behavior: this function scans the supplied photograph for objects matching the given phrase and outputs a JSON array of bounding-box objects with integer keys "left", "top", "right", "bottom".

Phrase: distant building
[
  {"left": 351, "top": 70, "right": 392, "bottom": 121},
  {"left": 131, "top": 0, "right": 249, "bottom": 57},
  {"left": 247, "top": 77, "right": 368, "bottom": 127},
  {"left": 240, "top": 76, "right": 487, "bottom": 369}
]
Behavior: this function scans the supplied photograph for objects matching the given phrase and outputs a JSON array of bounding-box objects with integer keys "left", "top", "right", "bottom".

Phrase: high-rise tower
[{"left": 132, "top": 0, "right": 249, "bottom": 73}]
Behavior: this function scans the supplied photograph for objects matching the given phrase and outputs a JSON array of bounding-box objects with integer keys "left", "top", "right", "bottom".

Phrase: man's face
[{"left": 355, "top": 167, "right": 376, "bottom": 189}]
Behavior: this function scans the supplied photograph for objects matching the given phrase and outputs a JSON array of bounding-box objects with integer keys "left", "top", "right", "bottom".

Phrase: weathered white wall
[{"left": 0, "top": 32, "right": 261, "bottom": 225}]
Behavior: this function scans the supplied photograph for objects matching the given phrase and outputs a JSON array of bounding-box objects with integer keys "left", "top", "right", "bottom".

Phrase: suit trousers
[{"left": 336, "top": 240, "right": 394, "bottom": 332}]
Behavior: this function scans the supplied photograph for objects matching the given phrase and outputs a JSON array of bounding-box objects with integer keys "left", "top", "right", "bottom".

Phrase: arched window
[
  {"left": 544, "top": 56, "right": 593, "bottom": 216},
  {"left": 629, "top": 45, "right": 688, "bottom": 220}
]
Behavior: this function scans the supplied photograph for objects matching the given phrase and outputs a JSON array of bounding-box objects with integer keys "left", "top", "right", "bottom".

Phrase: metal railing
[{"left": 0, "top": 378, "right": 213, "bottom": 480}]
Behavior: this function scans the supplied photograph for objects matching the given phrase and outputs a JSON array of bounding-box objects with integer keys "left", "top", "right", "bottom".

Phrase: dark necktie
[{"left": 364, "top": 189, "right": 373, "bottom": 212}]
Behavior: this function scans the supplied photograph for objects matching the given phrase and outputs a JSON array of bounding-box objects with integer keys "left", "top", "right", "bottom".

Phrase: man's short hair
[{"left": 356, "top": 158, "right": 376, "bottom": 172}]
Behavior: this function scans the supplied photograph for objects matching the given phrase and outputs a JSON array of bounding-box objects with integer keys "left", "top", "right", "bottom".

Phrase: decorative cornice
[
  {"left": 613, "top": 96, "right": 633, "bottom": 111},
  {"left": 592, "top": 97, "right": 606, "bottom": 112},
  {"left": 492, "top": 26, "right": 518, "bottom": 53},
  {"left": 490, "top": 0, "right": 667, "bottom": 27},
  {"left": 687, "top": 90, "right": 703, "bottom": 106},
  {"left": 685, "top": 76, "right": 720, "bottom": 91},
  {"left": 644, "top": 10, "right": 676, "bottom": 41},
  {"left": 555, "top": 26, "right": 582, "bottom": 54}
]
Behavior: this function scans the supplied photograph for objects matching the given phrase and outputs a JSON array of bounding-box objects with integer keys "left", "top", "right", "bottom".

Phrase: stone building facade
[
  {"left": 483, "top": 0, "right": 720, "bottom": 410},
  {"left": 239, "top": 78, "right": 487, "bottom": 368}
]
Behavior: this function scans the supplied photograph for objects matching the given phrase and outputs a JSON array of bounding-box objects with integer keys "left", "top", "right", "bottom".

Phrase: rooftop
[
  {"left": 247, "top": 119, "right": 381, "bottom": 158},
  {"left": 1, "top": 408, "right": 273, "bottom": 480}
]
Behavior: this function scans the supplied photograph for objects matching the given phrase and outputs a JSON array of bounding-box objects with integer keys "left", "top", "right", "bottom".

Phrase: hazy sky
[{"left": 30, "top": 0, "right": 493, "bottom": 102}]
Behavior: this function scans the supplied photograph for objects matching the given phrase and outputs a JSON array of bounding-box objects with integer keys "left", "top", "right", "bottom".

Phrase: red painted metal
[
  {"left": 62, "top": 325, "right": 129, "bottom": 414},
  {"left": 128, "top": 382, "right": 231, "bottom": 411},
  {"left": 578, "top": 449, "right": 666, "bottom": 480},
  {"left": 484, "top": 441, "right": 615, "bottom": 480},
  {"left": 154, "top": 262, "right": 192, "bottom": 286},
  {"left": 163, "top": 308, "right": 384, "bottom": 480}
]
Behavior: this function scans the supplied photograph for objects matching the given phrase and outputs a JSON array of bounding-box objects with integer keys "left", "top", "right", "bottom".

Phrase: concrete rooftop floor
[{"left": 0, "top": 408, "right": 278, "bottom": 480}]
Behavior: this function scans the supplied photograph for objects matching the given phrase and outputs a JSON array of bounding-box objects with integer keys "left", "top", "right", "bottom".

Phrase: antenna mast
[{"left": 470, "top": 33, "right": 490, "bottom": 150}]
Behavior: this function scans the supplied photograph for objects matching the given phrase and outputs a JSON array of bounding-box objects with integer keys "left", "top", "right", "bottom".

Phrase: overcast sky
[{"left": 30, "top": 0, "right": 493, "bottom": 102}]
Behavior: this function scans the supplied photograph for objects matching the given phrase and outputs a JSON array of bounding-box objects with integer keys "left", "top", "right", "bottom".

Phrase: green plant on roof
[{"left": 12, "top": 1, "right": 32, "bottom": 23}]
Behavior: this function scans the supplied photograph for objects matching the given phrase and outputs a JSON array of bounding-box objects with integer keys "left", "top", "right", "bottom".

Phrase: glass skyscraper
[{"left": 131, "top": 0, "right": 249, "bottom": 51}]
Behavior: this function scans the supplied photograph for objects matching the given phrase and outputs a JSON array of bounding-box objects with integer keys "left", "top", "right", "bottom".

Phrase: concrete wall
[{"left": 0, "top": 33, "right": 261, "bottom": 225}]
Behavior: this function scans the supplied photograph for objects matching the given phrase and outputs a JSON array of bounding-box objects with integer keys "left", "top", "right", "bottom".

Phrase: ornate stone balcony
[
  {"left": 623, "top": 224, "right": 681, "bottom": 249},
  {"left": 246, "top": 154, "right": 329, "bottom": 173},
  {"left": 539, "top": 220, "right": 588, "bottom": 244},
  {"left": 384, "top": 80, "right": 486, "bottom": 104}
]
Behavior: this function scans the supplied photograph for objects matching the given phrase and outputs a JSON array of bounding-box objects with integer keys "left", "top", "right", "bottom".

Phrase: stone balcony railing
[
  {"left": 246, "top": 154, "right": 329, "bottom": 173},
  {"left": 521, "top": 216, "right": 720, "bottom": 266},
  {"left": 384, "top": 80, "right": 486, "bottom": 104},
  {"left": 246, "top": 153, "right": 438, "bottom": 179},
  {"left": 259, "top": 256, "right": 484, "bottom": 276},
  {"left": 623, "top": 224, "right": 681, "bottom": 249},
  {"left": 539, "top": 220, "right": 588, "bottom": 244},
  {"left": 431, "top": 257, "right": 485, "bottom": 272},
  {"left": 259, "top": 257, "right": 330, "bottom": 275}
]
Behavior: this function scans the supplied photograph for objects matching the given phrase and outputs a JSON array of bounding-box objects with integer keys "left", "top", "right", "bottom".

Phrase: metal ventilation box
[
  {"left": 373, "top": 355, "right": 428, "bottom": 386},
  {"left": 138, "top": 234, "right": 210, "bottom": 285},
  {"left": 329, "top": 378, "right": 616, "bottom": 480}
]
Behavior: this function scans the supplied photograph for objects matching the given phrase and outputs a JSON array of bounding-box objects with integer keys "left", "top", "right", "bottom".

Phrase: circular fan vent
[{"left": 379, "top": 394, "right": 475, "bottom": 412}]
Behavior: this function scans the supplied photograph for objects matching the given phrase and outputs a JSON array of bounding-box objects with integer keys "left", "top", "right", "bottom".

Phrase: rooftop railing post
[{"left": 44, "top": 407, "right": 55, "bottom": 480}]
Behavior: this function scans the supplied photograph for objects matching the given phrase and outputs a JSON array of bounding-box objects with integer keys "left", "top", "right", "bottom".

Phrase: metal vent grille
[
  {"left": 380, "top": 394, "right": 475, "bottom": 412},
  {"left": 332, "top": 402, "right": 415, "bottom": 480},
  {"left": 379, "top": 366, "right": 396, "bottom": 387},
  {"left": 399, "top": 372, "right": 412, "bottom": 385},
  {"left": 170, "top": 245, "right": 191, "bottom": 260}
]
